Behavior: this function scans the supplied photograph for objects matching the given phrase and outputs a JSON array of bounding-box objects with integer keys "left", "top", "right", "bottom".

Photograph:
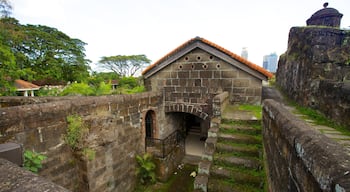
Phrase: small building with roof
[
  {"left": 142, "top": 37, "right": 272, "bottom": 143},
  {"left": 14, "top": 79, "right": 40, "bottom": 97},
  {"left": 142, "top": 37, "right": 272, "bottom": 106}
]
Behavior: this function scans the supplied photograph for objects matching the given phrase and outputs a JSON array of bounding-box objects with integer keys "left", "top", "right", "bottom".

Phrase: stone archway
[{"left": 164, "top": 103, "right": 209, "bottom": 120}]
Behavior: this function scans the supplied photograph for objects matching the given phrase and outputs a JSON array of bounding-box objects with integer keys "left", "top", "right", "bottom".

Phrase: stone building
[{"left": 142, "top": 37, "right": 272, "bottom": 139}]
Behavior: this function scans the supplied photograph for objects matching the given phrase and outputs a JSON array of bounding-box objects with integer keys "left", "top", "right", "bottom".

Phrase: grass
[
  {"left": 238, "top": 105, "right": 262, "bottom": 119},
  {"left": 134, "top": 164, "right": 196, "bottom": 192},
  {"left": 291, "top": 102, "right": 350, "bottom": 136}
]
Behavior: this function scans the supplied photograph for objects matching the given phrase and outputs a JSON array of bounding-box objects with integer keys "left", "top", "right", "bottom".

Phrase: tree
[
  {"left": 0, "top": 17, "right": 91, "bottom": 84},
  {"left": 0, "top": 0, "right": 12, "bottom": 18},
  {"left": 98, "top": 54, "right": 151, "bottom": 77}
]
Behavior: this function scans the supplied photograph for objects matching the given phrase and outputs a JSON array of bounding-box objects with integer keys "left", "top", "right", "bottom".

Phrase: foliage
[
  {"left": 136, "top": 153, "right": 156, "bottom": 185},
  {"left": 82, "top": 148, "right": 96, "bottom": 161},
  {"left": 94, "top": 81, "right": 111, "bottom": 96},
  {"left": 60, "top": 82, "right": 112, "bottom": 96},
  {"left": 23, "top": 150, "right": 47, "bottom": 173},
  {"left": 238, "top": 104, "right": 262, "bottom": 119},
  {"left": 60, "top": 82, "right": 94, "bottom": 96},
  {"left": 0, "top": 0, "right": 11, "bottom": 17},
  {"left": 98, "top": 54, "right": 151, "bottom": 77},
  {"left": 293, "top": 104, "right": 350, "bottom": 136},
  {"left": 0, "top": 17, "right": 90, "bottom": 85},
  {"left": 37, "top": 87, "right": 61, "bottom": 96},
  {"left": 88, "top": 72, "right": 119, "bottom": 87},
  {"left": 65, "top": 115, "right": 87, "bottom": 150}
]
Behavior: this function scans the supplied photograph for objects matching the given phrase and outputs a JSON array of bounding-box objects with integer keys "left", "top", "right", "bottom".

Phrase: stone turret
[{"left": 306, "top": 2, "right": 343, "bottom": 27}]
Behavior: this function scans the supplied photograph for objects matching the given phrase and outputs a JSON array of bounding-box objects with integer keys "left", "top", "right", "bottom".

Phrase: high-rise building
[
  {"left": 263, "top": 53, "right": 278, "bottom": 72},
  {"left": 241, "top": 47, "right": 248, "bottom": 60}
]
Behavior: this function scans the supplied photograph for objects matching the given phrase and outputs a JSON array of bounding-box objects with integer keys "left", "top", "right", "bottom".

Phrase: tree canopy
[
  {"left": 98, "top": 54, "right": 151, "bottom": 77},
  {"left": 0, "top": 0, "right": 12, "bottom": 18},
  {"left": 0, "top": 17, "right": 91, "bottom": 87}
]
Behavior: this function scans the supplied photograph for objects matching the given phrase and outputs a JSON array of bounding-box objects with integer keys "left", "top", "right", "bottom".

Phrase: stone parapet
[
  {"left": 263, "top": 99, "right": 350, "bottom": 191},
  {"left": 0, "top": 158, "right": 69, "bottom": 192}
]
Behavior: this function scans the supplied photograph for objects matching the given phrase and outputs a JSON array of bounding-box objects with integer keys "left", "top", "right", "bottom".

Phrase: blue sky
[{"left": 10, "top": 0, "right": 350, "bottom": 72}]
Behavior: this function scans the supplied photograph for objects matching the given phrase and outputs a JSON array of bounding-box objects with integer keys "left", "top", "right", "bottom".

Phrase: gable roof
[
  {"left": 142, "top": 37, "right": 273, "bottom": 80},
  {"left": 14, "top": 79, "right": 40, "bottom": 91}
]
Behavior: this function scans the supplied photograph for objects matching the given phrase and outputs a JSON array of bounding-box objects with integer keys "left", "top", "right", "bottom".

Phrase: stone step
[
  {"left": 217, "top": 133, "right": 261, "bottom": 145},
  {"left": 221, "top": 119, "right": 260, "bottom": 125},
  {"left": 214, "top": 155, "right": 261, "bottom": 170},
  {"left": 216, "top": 143, "right": 260, "bottom": 158},
  {"left": 220, "top": 124, "right": 261, "bottom": 135},
  {"left": 210, "top": 165, "right": 262, "bottom": 187},
  {"left": 208, "top": 178, "right": 261, "bottom": 192}
]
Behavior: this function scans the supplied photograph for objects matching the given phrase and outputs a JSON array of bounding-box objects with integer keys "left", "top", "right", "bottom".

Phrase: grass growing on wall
[{"left": 293, "top": 104, "right": 350, "bottom": 136}]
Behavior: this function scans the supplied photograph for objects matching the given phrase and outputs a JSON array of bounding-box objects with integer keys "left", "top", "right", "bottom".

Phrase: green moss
[{"left": 293, "top": 105, "right": 350, "bottom": 136}]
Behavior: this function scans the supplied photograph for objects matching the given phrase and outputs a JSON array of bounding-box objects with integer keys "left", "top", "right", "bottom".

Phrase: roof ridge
[{"left": 142, "top": 37, "right": 273, "bottom": 78}]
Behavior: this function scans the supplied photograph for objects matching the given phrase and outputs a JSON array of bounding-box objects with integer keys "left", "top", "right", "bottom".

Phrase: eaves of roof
[
  {"left": 142, "top": 37, "right": 273, "bottom": 79},
  {"left": 14, "top": 79, "right": 40, "bottom": 90}
]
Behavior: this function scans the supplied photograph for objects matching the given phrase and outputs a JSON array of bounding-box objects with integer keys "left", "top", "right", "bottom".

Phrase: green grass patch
[
  {"left": 134, "top": 164, "right": 196, "bottom": 192},
  {"left": 219, "top": 141, "right": 262, "bottom": 150},
  {"left": 292, "top": 104, "right": 350, "bottom": 136},
  {"left": 222, "top": 120, "right": 262, "bottom": 129},
  {"left": 238, "top": 105, "right": 262, "bottom": 119},
  {"left": 211, "top": 179, "right": 262, "bottom": 192}
]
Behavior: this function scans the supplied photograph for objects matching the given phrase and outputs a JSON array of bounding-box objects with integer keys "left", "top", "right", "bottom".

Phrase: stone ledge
[
  {"left": 0, "top": 158, "right": 69, "bottom": 192},
  {"left": 263, "top": 99, "right": 350, "bottom": 191}
]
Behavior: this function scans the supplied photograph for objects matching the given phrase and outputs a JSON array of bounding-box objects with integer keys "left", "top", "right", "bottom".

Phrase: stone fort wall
[
  {"left": 276, "top": 27, "right": 350, "bottom": 127},
  {"left": 263, "top": 99, "right": 350, "bottom": 191},
  {"left": 0, "top": 93, "right": 163, "bottom": 191}
]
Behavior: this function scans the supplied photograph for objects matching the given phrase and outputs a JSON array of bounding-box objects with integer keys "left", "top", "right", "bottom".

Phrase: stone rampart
[
  {"left": 276, "top": 27, "right": 350, "bottom": 127},
  {"left": 263, "top": 99, "right": 350, "bottom": 192},
  {"left": 0, "top": 92, "right": 162, "bottom": 191}
]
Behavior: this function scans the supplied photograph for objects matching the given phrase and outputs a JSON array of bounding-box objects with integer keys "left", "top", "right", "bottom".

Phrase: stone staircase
[{"left": 195, "top": 119, "right": 265, "bottom": 192}]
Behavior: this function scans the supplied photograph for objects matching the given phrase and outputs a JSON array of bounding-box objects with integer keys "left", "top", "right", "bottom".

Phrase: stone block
[
  {"left": 194, "top": 174, "right": 208, "bottom": 192},
  {"left": 198, "top": 160, "right": 211, "bottom": 175}
]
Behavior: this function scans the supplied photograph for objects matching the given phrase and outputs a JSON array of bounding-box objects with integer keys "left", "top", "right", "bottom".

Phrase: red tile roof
[
  {"left": 142, "top": 37, "right": 273, "bottom": 78},
  {"left": 14, "top": 79, "right": 40, "bottom": 90}
]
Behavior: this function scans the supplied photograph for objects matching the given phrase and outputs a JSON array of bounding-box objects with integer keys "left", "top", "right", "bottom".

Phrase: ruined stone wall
[
  {"left": 263, "top": 99, "right": 350, "bottom": 192},
  {"left": 0, "top": 92, "right": 163, "bottom": 192},
  {"left": 276, "top": 27, "right": 350, "bottom": 127},
  {"left": 144, "top": 48, "right": 263, "bottom": 111}
]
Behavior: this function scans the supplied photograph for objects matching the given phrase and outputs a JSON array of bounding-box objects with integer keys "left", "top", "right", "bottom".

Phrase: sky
[{"left": 10, "top": 0, "right": 350, "bottom": 72}]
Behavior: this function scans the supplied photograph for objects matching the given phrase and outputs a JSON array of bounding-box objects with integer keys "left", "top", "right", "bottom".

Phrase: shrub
[
  {"left": 65, "top": 115, "right": 87, "bottom": 150},
  {"left": 136, "top": 153, "right": 156, "bottom": 185},
  {"left": 60, "top": 82, "right": 94, "bottom": 96},
  {"left": 23, "top": 150, "right": 47, "bottom": 173}
]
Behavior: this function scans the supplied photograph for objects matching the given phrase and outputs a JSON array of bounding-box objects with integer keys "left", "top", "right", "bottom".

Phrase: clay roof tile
[{"left": 142, "top": 37, "right": 273, "bottom": 79}]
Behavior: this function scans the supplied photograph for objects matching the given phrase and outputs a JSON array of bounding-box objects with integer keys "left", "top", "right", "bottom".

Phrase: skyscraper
[
  {"left": 241, "top": 47, "right": 248, "bottom": 60},
  {"left": 263, "top": 53, "right": 278, "bottom": 72}
]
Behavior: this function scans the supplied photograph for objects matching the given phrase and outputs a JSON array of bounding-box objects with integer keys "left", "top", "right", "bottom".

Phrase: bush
[
  {"left": 23, "top": 150, "right": 47, "bottom": 173},
  {"left": 136, "top": 153, "right": 156, "bottom": 185},
  {"left": 60, "top": 82, "right": 94, "bottom": 96},
  {"left": 94, "top": 82, "right": 111, "bottom": 96},
  {"left": 65, "top": 115, "right": 87, "bottom": 150}
]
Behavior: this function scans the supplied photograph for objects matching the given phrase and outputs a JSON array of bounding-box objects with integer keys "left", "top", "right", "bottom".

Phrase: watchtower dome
[{"left": 306, "top": 3, "right": 343, "bottom": 27}]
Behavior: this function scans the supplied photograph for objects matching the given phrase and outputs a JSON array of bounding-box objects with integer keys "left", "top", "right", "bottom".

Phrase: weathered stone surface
[
  {"left": 0, "top": 158, "right": 69, "bottom": 192},
  {"left": 0, "top": 92, "right": 163, "bottom": 192},
  {"left": 263, "top": 99, "right": 350, "bottom": 191},
  {"left": 276, "top": 26, "right": 350, "bottom": 127}
]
